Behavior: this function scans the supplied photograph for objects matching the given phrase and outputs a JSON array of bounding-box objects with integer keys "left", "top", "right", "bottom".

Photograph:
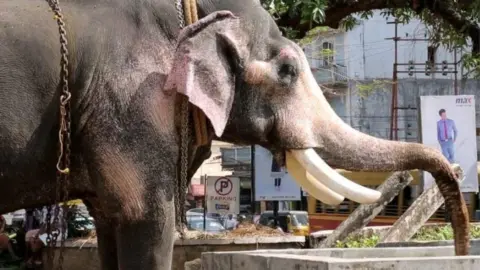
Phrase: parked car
[
  {"left": 186, "top": 208, "right": 204, "bottom": 216},
  {"left": 65, "top": 204, "right": 95, "bottom": 238},
  {"left": 186, "top": 208, "right": 223, "bottom": 222},
  {"left": 186, "top": 216, "right": 226, "bottom": 233},
  {"left": 11, "top": 210, "right": 25, "bottom": 226}
]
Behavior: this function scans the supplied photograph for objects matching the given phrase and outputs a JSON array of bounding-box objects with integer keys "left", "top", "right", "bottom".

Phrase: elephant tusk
[
  {"left": 286, "top": 152, "right": 344, "bottom": 205},
  {"left": 290, "top": 149, "right": 382, "bottom": 204}
]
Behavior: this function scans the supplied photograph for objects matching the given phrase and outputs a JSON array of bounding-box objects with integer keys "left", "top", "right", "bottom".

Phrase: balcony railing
[{"left": 310, "top": 64, "right": 348, "bottom": 85}]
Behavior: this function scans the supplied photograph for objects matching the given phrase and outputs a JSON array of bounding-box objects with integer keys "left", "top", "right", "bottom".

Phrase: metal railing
[{"left": 310, "top": 64, "right": 348, "bottom": 85}]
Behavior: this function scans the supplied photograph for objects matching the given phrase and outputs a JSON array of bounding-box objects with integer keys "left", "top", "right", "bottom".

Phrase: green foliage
[
  {"left": 335, "top": 234, "right": 380, "bottom": 248},
  {"left": 461, "top": 53, "right": 480, "bottom": 79},
  {"left": 356, "top": 80, "right": 392, "bottom": 98},
  {"left": 413, "top": 225, "right": 480, "bottom": 241},
  {"left": 296, "top": 26, "right": 330, "bottom": 46},
  {"left": 413, "top": 225, "right": 454, "bottom": 241},
  {"left": 261, "top": 0, "right": 328, "bottom": 39},
  {"left": 262, "top": 0, "right": 328, "bottom": 24},
  {"left": 334, "top": 225, "right": 480, "bottom": 248},
  {"left": 260, "top": 0, "right": 480, "bottom": 78}
]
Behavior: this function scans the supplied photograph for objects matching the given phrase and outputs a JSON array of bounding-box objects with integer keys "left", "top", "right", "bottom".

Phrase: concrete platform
[{"left": 201, "top": 246, "right": 480, "bottom": 270}]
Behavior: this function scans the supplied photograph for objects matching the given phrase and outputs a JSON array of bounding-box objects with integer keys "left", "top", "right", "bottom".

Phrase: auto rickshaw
[{"left": 258, "top": 210, "right": 310, "bottom": 236}]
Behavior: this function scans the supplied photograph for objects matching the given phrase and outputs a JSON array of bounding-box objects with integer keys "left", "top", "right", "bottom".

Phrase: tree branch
[
  {"left": 421, "top": 0, "right": 480, "bottom": 53},
  {"left": 273, "top": 0, "right": 480, "bottom": 53}
]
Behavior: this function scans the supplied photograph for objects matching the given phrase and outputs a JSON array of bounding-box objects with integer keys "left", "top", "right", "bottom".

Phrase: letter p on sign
[{"left": 215, "top": 177, "right": 233, "bottom": 196}]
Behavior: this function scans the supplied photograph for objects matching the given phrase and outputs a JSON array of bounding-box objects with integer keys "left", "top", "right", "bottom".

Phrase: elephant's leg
[
  {"left": 85, "top": 140, "right": 177, "bottom": 270},
  {"left": 83, "top": 199, "right": 119, "bottom": 270},
  {"left": 96, "top": 222, "right": 119, "bottom": 270},
  {"left": 116, "top": 197, "right": 176, "bottom": 270}
]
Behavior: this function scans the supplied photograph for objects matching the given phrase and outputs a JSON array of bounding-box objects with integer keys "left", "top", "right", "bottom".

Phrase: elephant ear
[{"left": 164, "top": 11, "right": 247, "bottom": 137}]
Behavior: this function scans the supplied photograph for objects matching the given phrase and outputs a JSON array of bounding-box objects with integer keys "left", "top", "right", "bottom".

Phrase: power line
[{"left": 387, "top": 20, "right": 460, "bottom": 141}]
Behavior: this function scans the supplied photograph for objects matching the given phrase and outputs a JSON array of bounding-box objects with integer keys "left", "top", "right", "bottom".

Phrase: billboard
[
  {"left": 206, "top": 176, "right": 240, "bottom": 215},
  {"left": 420, "top": 95, "right": 478, "bottom": 193},
  {"left": 254, "top": 145, "right": 301, "bottom": 201}
]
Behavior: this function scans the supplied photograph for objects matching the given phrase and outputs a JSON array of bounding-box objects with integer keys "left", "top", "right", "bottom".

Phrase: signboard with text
[
  {"left": 420, "top": 95, "right": 478, "bottom": 193},
  {"left": 254, "top": 145, "right": 301, "bottom": 201},
  {"left": 206, "top": 176, "right": 240, "bottom": 215}
]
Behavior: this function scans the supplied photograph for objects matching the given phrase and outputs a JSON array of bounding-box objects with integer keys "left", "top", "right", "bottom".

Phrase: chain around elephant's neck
[
  {"left": 174, "top": 0, "right": 206, "bottom": 241},
  {"left": 43, "top": 0, "right": 72, "bottom": 270}
]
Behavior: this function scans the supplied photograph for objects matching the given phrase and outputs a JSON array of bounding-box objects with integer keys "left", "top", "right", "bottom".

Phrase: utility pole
[{"left": 386, "top": 20, "right": 459, "bottom": 141}]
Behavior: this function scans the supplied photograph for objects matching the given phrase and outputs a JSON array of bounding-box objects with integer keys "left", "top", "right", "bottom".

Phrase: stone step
[{"left": 202, "top": 246, "right": 480, "bottom": 270}]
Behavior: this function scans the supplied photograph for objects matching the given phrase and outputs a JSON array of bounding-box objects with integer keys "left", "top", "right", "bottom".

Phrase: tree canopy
[{"left": 261, "top": 0, "right": 480, "bottom": 78}]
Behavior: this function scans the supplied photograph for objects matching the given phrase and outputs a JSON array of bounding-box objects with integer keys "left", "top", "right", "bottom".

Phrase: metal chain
[
  {"left": 44, "top": 0, "right": 71, "bottom": 269},
  {"left": 45, "top": 205, "right": 54, "bottom": 267},
  {"left": 178, "top": 97, "right": 189, "bottom": 236},
  {"left": 175, "top": 0, "right": 186, "bottom": 29},
  {"left": 174, "top": 0, "right": 189, "bottom": 239}
]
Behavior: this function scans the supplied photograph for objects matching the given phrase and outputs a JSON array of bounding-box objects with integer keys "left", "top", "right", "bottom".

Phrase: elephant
[{"left": 0, "top": 0, "right": 469, "bottom": 269}]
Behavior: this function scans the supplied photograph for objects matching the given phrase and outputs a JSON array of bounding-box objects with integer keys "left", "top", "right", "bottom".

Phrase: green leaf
[{"left": 260, "top": 0, "right": 480, "bottom": 75}]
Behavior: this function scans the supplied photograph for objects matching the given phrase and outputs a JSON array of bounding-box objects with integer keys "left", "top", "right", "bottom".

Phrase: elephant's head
[{"left": 164, "top": 3, "right": 469, "bottom": 255}]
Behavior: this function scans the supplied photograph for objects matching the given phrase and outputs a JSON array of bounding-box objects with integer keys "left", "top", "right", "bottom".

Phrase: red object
[
  {"left": 308, "top": 214, "right": 445, "bottom": 233},
  {"left": 444, "top": 120, "right": 448, "bottom": 140},
  {"left": 189, "top": 184, "right": 205, "bottom": 197}
]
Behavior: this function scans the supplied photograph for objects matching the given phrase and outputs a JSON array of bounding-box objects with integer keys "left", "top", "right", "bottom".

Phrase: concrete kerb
[
  {"left": 174, "top": 236, "right": 306, "bottom": 246},
  {"left": 56, "top": 235, "right": 306, "bottom": 248},
  {"left": 57, "top": 222, "right": 480, "bottom": 249},
  {"left": 201, "top": 246, "right": 480, "bottom": 270},
  {"left": 377, "top": 238, "right": 480, "bottom": 251},
  {"left": 309, "top": 222, "right": 480, "bottom": 248}
]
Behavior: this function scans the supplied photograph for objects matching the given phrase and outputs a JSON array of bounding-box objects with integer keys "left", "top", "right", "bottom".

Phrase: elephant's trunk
[
  {"left": 315, "top": 108, "right": 470, "bottom": 255},
  {"left": 285, "top": 46, "right": 468, "bottom": 255}
]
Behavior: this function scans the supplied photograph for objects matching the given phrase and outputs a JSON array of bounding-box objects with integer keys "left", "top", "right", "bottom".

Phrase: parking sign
[{"left": 206, "top": 176, "right": 240, "bottom": 215}]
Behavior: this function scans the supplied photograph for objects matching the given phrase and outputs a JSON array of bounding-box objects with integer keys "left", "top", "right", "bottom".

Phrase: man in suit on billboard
[
  {"left": 437, "top": 108, "right": 458, "bottom": 163},
  {"left": 271, "top": 158, "right": 284, "bottom": 191}
]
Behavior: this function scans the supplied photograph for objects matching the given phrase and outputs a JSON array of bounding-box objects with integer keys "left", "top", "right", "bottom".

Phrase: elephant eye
[{"left": 278, "top": 63, "right": 297, "bottom": 78}]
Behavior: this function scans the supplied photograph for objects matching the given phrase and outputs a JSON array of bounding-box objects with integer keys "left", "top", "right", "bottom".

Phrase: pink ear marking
[{"left": 279, "top": 48, "right": 296, "bottom": 59}]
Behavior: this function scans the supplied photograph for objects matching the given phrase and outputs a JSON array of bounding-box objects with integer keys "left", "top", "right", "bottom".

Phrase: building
[
  {"left": 301, "top": 11, "right": 479, "bottom": 229},
  {"left": 219, "top": 146, "right": 254, "bottom": 213},
  {"left": 189, "top": 12, "right": 479, "bottom": 219},
  {"left": 187, "top": 140, "right": 234, "bottom": 208},
  {"left": 303, "top": 10, "right": 479, "bottom": 152}
]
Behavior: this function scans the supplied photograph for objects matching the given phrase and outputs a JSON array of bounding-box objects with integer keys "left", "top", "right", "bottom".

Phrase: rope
[
  {"left": 175, "top": 0, "right": 210, "bottom": 239},
  {"left": 183, "top": 0, "right": 209, "bottom": 147}
]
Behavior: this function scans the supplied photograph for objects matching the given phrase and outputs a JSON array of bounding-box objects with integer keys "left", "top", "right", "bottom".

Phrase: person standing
[
  {"left": 437, "top": 108, "right": 458, "bottom": 163},
  {"left": 0, "top": 215, "right": 21, "bottom": 261},
  {"left": 223, "top": 214, "right": 237, "bottom": 230}
]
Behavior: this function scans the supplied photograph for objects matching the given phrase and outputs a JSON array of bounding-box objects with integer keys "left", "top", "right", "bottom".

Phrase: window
[
  {"left": 321, "top": 41, "right": 334, "bottom": 67},
  {"left": 427, "top": 45, "right": 437, "bottom": 64}
]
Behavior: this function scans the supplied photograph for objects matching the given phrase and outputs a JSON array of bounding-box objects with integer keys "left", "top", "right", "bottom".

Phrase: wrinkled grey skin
[{"left": 0, "top": 0, "right": 469, "bottom": 269}]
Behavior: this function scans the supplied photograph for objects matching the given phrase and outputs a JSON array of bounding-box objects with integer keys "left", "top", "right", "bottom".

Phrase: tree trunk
[{"left": 320, "top": 171, "right": 412, "bottom": 248}]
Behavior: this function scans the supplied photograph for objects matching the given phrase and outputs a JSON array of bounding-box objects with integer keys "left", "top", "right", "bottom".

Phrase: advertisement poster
[
  {"left": 420, "top": 95, "right": 478, "bottom": 193},
  {"left": 254, "top": 145, "right": 301, "bottom": 201},
  {"left": 206, "top": 176, "right": 240, "bottom": 215}
]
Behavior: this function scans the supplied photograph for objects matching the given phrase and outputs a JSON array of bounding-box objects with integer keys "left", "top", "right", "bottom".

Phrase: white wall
[
  {"left": 345, "top": 11, "right": 465, "bottom": 80},
  {"left": 190, "top": 140, "right": 233, "bottom": 185},
  {"left": 305, "top": 11, "right": 468, "bottom": 81}
]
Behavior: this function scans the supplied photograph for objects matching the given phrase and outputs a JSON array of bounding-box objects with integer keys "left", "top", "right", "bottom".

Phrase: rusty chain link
[
  {"left": 44, "top": 0, "right": 71, "bottom": 269},
  {"left": 43, "top": 1, "right": 189, "bottom": 266},
  {"left": 174, "top": 0, "right": 189, "bottom": 240}
]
